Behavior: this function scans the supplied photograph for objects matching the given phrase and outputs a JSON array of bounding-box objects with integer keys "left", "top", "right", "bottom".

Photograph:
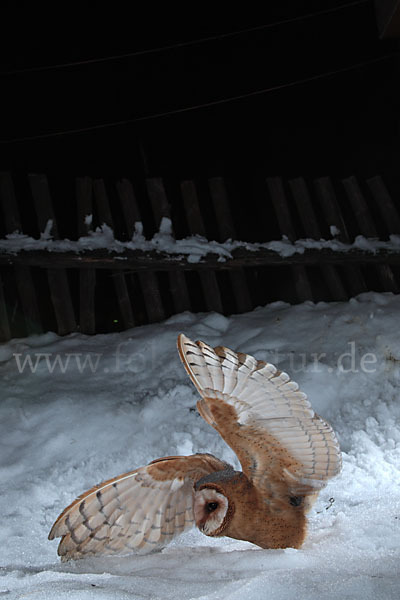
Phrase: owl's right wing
[
  {"left": 178, "top": 334, "right": 341, "bottom": 498},
  {"left": 48, "top": 453, "right": 228, "bottom": 560}
]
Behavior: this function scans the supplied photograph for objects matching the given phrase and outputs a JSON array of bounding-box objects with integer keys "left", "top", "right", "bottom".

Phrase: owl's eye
[
  {"left": 289, "top": 496, "right": 303, "bottom": 507},
  {"left": 206, "top": 502, "right": 219, "bottom": 512}
]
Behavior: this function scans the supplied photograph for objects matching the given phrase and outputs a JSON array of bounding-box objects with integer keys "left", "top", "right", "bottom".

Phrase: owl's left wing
[
  {"left": 178, "top": 334, "right": 342, "bottom": 498},
  {"left": 48, "top": 453, "right": 228, "bottom": 560}
]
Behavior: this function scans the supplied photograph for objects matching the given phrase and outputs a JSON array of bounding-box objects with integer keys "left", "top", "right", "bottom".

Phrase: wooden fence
[{"left": 0, "top": 171, "right": 400, "bottom": 341}]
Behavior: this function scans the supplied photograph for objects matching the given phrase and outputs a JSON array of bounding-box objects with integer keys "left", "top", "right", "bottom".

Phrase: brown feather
[{"left": 49, "top": 454, "right": 229, "bottom": 559}]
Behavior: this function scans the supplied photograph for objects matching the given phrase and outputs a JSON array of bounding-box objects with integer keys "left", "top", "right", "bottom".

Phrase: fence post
[
  {"left": 209, "top": 177, "right": 253, "bottom": 313},
  {"left": 93, "top": 179, "right": 135, "bottom": 329},
  {"left": 117, "top": 178, "right": 165, "bottom": 323},
  {"left": 146, "top": 177, "right": 191, "bottom": 314},
  {"left": 0, "top": 172, "right": 43, "bottom": 336},
  {"left": 181, "top": 180, "right": 224, "bottom": 313},
  {"left": 342, "top": 176, "right": 398, "bottom": 292},
  {"left": 29, "top": 173, "right": 76, "bottom": 335},
  {"left": 314, "top": 176, "right": 367, "bottom": 296},
  {"left": 289, "top": 177, "right": 347, "bottom": 301},
  {"left": 266, "top": 177, "right": 313, "bottom": 302}
]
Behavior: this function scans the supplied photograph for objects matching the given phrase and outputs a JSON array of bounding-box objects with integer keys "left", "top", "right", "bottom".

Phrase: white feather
[{"left": 178, "top": 334, "right": 342, "bottom": 490}]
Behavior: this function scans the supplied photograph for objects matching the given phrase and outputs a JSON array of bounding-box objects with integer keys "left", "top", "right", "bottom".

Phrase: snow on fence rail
[
  {"left": 0, "top": 171, "right": 400, "bottom": 341},
  {"left": 2, "top": 235, "right": 400, "bottom": 269}
]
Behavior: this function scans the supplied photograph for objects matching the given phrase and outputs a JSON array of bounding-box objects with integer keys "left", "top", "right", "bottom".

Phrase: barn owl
[{"left": 48, "top": 334, "right": 341, "bottom": 560}]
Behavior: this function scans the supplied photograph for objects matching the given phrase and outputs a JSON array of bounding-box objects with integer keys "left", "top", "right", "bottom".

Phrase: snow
[
  {"left": 330, "top": 225, "right": 341, "bottom": 237},
  {"left": 1, "top": 292, "right": 400, "bottom": 599},
  {"left": 1, "top": 218, "right": 400, "bottom": 262}
]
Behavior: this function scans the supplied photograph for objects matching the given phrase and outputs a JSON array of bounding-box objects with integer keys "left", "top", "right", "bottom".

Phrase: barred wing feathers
[
  {"left": 49, "top": 453, "right": 228, "bottom": 560},
  {"left": 177, "top": 334, "right": 341, "bottom": 496}
]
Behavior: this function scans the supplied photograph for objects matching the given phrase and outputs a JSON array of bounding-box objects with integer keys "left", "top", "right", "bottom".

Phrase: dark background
[
  {"left": 1, "top": 0, "right": 399, "bottom": 182},
  {"left": 1, "top": 1, "right": 400, "bottom": 339}
]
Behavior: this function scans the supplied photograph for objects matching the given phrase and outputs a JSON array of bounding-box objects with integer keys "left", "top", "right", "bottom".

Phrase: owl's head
[{"left": 193, "top": 486, "right": 232, "bottom": 536}]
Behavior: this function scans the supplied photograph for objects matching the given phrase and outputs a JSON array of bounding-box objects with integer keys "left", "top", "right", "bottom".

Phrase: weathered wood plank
[
  {"left": 0, "top": 172, "right": 43, "bottom": 335},
  {"left": 13, "top": 266, "right": 42, "bottom": 335},
  {"left": 2, "top": 246, "right": 400, "bottom": 270},
  {"left": 29, "top": 173, "right": 59, "bottom": 237},
  {"left": 116, "top": 178, "right": 165, "bottom": 323},
  {"left": 208, "top": 177, "right": 253, "bottom": 313},
  {"left": 314, "top": 176, "right": 367, "bottom": 296},
  {"left": 181, "top": 180, "right": 207, "bottom": 236},
  {"left": 76, "top": 177, "right": 96, "bottom": 333},
  {"left": 47, "top": 269, "right": 76, "bottom": 336},
  {"left": 342, "top": 176, "right": 398, "bottom": 292},
  {"left": 199, "top": 271, "right": 225, "bottom": 312},
  {"left": 266, "top": 177, "right": 313, "bottom": 302},
  {"left": 116, "top": 178, "right": 142, "bottom": 235},
  {"left": 93, "top": 178, "right": 135, "bottom": 328},
  {"left": 29, "top": 174, "right": 76, "bottom": 334},
  {"left": 139, "top": 271, "right": 166, "bottom": 322},
  {"left": 342, "top": 176, "right": 378, "bottom": 236},
  {"left": 0, "top": 273, "right": 10, "bottom": 341},
  {"left": 314, "top": 177, "right": 350, "bottom": 242},
  {"left": 112, "top": 271, "right": 135, "bottom": 329},
  {"left": 181, "top": 180, "right": 223, "bottom": 313},
  {"left": 0, "top": 172, "right": 21, "bottom": 233},
  {"left": 146, "top": 177, "right": 191, "bottom": 313},
  {"left": 79, "top": 269, "right": 96, "bottom": 334},
  {"left": 146, "top": 178, "right": 171, "bottom": 227},
  {"left": 267, "top": 177, "right": 297, "bottom": 242},
  {"left": 289, "top": 177, "right": 347, "bottom": 301},
  {"left": 227, "top": 270, "right": 252, "bottom": 313},
  {"left": 366, "top": 175, "right": 400, "bottom": 234},
  {"left": 208, "top": 177, "right": 237, "bottom": 241},
  {"left": 93, "top": 179, "right": 114, "bottom": 228},
  {"left": 289, "top": 178, "right": 321, "bottom": 240}
]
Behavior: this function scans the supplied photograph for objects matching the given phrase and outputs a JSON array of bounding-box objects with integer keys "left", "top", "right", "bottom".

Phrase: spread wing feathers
[
  {"left": 178, "top": 334, "right": 341, "bottom": 495},
  {"left": 48, "top": 453, "right": 228, "bottom": 560}
]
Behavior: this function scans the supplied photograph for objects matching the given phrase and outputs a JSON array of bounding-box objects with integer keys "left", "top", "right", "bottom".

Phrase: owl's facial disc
[{"left": 194, "top": 488, "right": 229, "bottom": 536}]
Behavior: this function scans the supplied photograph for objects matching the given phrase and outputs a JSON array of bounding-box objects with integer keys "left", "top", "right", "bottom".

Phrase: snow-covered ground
[{"left": 1, "top": 292, "right": 399, "bottom": 599}]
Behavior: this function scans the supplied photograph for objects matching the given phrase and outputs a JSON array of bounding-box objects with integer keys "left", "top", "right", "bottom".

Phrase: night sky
[{"left": 1, "top": 1, "right": 399, "bottom": 180}]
